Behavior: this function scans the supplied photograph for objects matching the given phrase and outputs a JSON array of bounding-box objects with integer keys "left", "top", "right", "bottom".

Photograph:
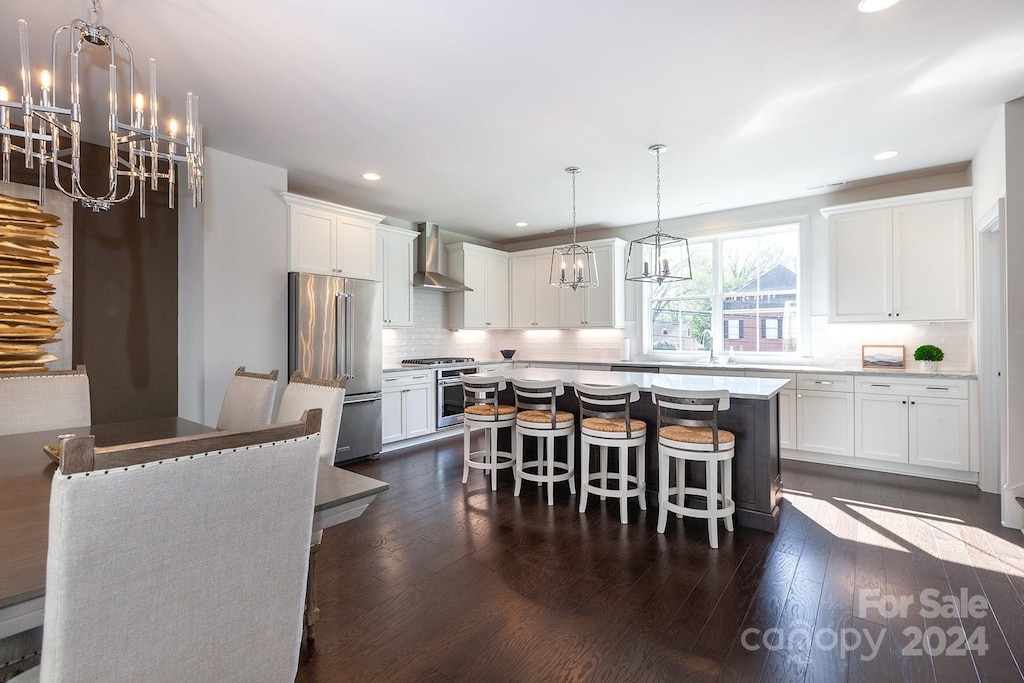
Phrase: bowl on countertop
[{"left": 499, "top": 349, "right": 516, "bottom": 359}]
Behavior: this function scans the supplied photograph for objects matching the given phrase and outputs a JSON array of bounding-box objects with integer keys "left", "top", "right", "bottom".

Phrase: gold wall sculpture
[{"left": 0, "top": 193, "right": 63, "bottom": 372}]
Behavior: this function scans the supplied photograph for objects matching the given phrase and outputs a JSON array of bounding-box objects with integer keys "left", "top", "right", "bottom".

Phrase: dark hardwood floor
[{"left": 297, "top": 435, "right": 1024, "bottom": 682}]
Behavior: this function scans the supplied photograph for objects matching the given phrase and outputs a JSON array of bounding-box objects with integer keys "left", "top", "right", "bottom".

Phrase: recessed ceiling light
[
  {"left": 697, "top": 202, "right": 716, "bottom": 209},
  {"left": 362, "top": 172, "right": 381, "bottom": 181},
  {"left": 873, "top": 150, "right": 899, "bottom": 160},
  {"left": 515, "top": 221, "right": 528, "bottom": 227},
  {"left": 858, "top": 0, "right": 901, "bottom": 13}
]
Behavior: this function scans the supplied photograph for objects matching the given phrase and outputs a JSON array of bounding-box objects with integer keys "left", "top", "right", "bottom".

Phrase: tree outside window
[{"left": 645, "top": 224, "right": 800, "bottom": 355}]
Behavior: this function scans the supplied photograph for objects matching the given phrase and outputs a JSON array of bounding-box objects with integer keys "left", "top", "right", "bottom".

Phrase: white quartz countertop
[
  {"left": 523, "top": 359, "right": 976, "bottom": 380},
  {"left": 486, "top": 367, "right": 790, "bottom": 400}
]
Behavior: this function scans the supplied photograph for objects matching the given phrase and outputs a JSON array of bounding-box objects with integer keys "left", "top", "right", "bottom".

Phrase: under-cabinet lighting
[{"left": 873, "top": 150, "right": 900, "bottom": 160}]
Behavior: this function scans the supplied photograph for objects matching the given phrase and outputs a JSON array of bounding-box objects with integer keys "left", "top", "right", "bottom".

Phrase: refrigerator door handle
[{"left": 336, "top": 291, "right": 354, "bottom": 381}]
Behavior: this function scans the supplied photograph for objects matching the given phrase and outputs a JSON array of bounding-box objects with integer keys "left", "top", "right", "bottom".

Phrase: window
[{"left": 643, "top": 223, "right": 801, "bottom": 356}]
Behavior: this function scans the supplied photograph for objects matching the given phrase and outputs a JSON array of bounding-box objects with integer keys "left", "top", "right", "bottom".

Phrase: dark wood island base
[{"left": 494, "top": 368, "right": 786, "bottom": 532}]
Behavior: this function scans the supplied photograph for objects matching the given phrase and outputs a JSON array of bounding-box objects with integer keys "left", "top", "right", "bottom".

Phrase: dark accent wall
[{"left": 9, "top": 142, "right": 178, "bottom": 423}]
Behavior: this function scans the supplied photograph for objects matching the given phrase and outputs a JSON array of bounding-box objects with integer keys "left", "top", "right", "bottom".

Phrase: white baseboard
[{"left": 781, "top": 449, "right": 980, "bottom": 485}]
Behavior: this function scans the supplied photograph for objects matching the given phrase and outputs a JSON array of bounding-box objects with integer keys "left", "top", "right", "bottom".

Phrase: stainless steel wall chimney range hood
[{"left": 413, "top": 222, "right": 472, "bottom": 292}]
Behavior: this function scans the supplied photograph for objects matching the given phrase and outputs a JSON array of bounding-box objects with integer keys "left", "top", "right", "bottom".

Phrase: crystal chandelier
[
  {"left": 626, "top": 144, "right": 691, "bottom": 284},
  {"left": 550, "top": 166, "right": 598, "bottom": 291},
  {"left": 0, "top": 1, "right": 204, "bottom": 216}
]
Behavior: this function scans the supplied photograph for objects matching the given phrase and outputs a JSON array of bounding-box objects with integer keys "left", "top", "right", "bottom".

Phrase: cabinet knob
[
  {"left": 910, "top": 401, "right": 915, "bottom": 405},
  {"left": 902, "top": 400, "right": 907, "bottom": 404},
  {"left": 888, "top": 312, "right": 892, "bottom": 317}
]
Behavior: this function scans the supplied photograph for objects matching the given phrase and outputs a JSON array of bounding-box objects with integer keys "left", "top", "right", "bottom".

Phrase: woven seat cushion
[
  {"left": 465, "top": 404, "right": 517, "bottom": 416},
  {"left": 581, "top": 417, "right": 646, "bottom": 433},
  {"left": 517, "top": 409, "right": 574, "bottom": 425},
  {"left": 659, "top": 425, "right": 735, "bottom": 444}
]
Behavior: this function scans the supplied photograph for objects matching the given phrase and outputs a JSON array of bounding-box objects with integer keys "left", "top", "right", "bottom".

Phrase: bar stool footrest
[{"left": 465, "top": 450, "right": 515, "bottom": 470}]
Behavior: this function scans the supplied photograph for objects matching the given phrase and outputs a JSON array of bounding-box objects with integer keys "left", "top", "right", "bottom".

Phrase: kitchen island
[{"left": 489, "top": 367, "right": 790, "bottom": 532}]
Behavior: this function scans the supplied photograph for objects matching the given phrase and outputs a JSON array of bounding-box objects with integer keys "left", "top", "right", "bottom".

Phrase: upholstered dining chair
[
  {"left": 216, "top": 365, "right": 279, "bottom": 430},
  {"left": 0, "top": 366, "right": 90, "bottom": 436},
  {"left": 276, "top": 372, "right": 347, "bottom": 465},
  {"left": 10, "top": 411, "right": 323, "bottom": 683},
  {"left": 274, "top": 373, "right": 346, "bottom": 642}
]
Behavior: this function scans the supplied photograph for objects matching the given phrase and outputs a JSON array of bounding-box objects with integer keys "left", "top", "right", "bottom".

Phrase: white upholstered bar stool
[
  {"left": 512, "top": 379, "right": 576, "bottom": 506},
  {"left": 651, "top": 386, "right": 736, "bottom": 548},
  {"left": 575, "top": 383, "right": 647, "bottom": 524},
  {"left": 461, "top": 373, "right": 518, "bottom": 490}
]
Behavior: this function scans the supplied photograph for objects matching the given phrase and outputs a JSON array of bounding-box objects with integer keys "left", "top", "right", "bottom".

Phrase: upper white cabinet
[
  {"left": 377, "top": 226, "right": 417, "bottom": 327},
  {"left": 283, "top": 193, "right": 383, "bottom": 281},
  {"left": 822, "top": 189, "right": 971, "bottom": 322},
  {"left": 558, "top": 240, "right": 626, "bottom": 328},
  {"left": 510, "top": 254, "right": 561, "bottom": 328},
  {"left": 508, "top": 239, "right": 626, "bottom": 329},
  {"left": 446, "top": 243, "right": 510, "bottom": 329}
]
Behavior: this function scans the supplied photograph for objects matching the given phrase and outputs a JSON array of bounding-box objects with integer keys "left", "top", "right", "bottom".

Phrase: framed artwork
[{"left": 862, "top": 344, "right": 905, "bottom": 369}]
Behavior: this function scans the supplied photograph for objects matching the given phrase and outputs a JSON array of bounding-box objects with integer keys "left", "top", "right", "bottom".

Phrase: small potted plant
[{"left": 913, "top": 344, "right": 944, "bottom": 373}]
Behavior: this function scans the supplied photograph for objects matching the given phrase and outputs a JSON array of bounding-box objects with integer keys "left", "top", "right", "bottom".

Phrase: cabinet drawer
[
  {"left": 476, "top": 364, "right": 502, "bottom": 374},
  {"left": 797, "top": 374, "right": 854, "bottom": 393},
  {"left": 382, "top": 370, "right": 434, "bottom": 388},
  {"left": 854, "top": 376, "right": 967, "bottom": 399}
]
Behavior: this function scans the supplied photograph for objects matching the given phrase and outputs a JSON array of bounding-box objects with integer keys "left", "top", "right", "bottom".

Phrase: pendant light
[
  {"left": 626, "top": 144, "right": 692, "bottom": 284},
  {"left": 550, "top": 166, "right": 598, "bottom": 290}
]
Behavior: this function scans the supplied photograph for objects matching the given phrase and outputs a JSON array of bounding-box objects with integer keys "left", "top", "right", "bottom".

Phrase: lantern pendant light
[
  {"left": 550, "top": 166, "right": 598, "bottom": 291},
  {"left": 625, "top": 144, "right": 692, "bottom": 284}
]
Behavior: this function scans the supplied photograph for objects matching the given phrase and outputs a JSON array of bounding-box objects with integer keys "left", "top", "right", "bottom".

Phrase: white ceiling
[{"left": 2, "top": 1, "right": 1024, "bottom": 241}]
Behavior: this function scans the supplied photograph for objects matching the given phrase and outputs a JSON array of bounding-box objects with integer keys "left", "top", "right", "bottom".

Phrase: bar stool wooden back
[
  {"left": 651, "top": 386, "right": 736, "bottom": 548},
  {"left": 575, "top": 383, "right": 648, "bottom": 524},
  {"left": 511, "top": 379, "right": 576, "bottom": 506},
  {"left": 461, "top": 373, "right": 518, "bottom": 490}
]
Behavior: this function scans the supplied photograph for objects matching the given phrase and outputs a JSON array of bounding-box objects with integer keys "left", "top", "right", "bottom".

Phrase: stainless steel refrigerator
[{"left": 288, "top": 272, "right": 383, "bottom": 464}]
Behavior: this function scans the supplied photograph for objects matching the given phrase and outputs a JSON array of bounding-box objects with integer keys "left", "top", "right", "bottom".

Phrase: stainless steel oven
[{"left": 437, "top": 366, "right": 478, "bottom": 428}]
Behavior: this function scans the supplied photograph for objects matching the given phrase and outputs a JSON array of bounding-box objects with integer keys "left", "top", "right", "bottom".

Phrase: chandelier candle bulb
[{"left": 19, "top": 21, "right": 31, "bottom": 100}]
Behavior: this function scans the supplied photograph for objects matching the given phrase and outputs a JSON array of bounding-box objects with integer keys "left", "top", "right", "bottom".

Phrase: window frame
[{"left": 637, "top": 216, "right": 810, "bottom": 360}]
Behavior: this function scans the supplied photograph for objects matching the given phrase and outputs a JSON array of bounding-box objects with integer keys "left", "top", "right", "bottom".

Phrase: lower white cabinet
[
  {"left": 909, "top": 397, "right": 970, "bottom": 471},
  {"left": 853, "top": 377, "right": 969, "bottom": 471},
  {"left": 777, "top": 388, "right": 796, "bottom": 450},
  {"left": 795, "top": 374, "right": 855, "bottom": 457},
  {"left": 381, "top": 371, "right": 435, "bottom": 444},
  {"left": 748, "top": 371, "right": 796, "bottom": 450},
  {"left": 855, "top": 393, "right": 909, "bottom": 463}
]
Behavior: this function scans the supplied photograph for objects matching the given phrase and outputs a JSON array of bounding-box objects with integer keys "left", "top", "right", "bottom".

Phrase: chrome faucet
[{"left": 700, "top": 329, "right": 716, "bottom": 364}]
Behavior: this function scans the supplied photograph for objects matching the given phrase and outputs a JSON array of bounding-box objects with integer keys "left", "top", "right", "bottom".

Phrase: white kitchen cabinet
[
  {"left": 283, "top": 193, "right": 383, "bottom": 281},
  {"left": 376, "top": 226, "right": 417, "bottom": 327},
  {"left": 747, "top": 370, "right": 796, "bottom": 450},
  {"left": 795, "top": 374, "right": 854, "bottom": 457},
  {"left": 558, "top": 240, "right": 626, "bottom": 328},
  {"left": 381, "top": 370, "right": 435, "bottom": 444},
  {"left": 447, "top": 243, "right": 509, "bottom": 329},
  {"left": 853, "top": 377, "right": 970, "bottom": 471},
  {"left": 909, "top": 396, "right": 970, "bottom": 471},
  {"left": 855, "top": 392, "right": 909, "bottom": 463},
  {"left": 510, "top": 254, "right": 560, "bottom": 328},
  {"left": 822, "top": 189, "right": 971, "bottom": 322}
]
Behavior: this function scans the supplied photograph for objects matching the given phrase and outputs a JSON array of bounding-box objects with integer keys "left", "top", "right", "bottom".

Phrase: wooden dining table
[{"left": 0, "top": 417, "right": 389, "bottom": 640}]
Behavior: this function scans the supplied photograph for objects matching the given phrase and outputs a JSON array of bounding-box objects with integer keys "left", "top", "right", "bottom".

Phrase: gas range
[{"left": 401, "top": 357, "right": 476, "bottom": 367}]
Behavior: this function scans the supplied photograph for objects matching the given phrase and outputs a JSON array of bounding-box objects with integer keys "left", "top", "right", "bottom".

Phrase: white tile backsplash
[{"left": 382, "top": 290, "right": 974, "bottom": 371}]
